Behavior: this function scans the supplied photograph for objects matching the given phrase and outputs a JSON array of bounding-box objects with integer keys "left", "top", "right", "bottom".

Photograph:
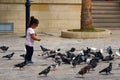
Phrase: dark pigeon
[
  {"left": 14, "top": 61, "right": 26, "bottom": 70},
  {"left": 2, "top": 52, "right": 15, "bottom": 60},
  {"left": 40, "top": 45, "right": 61, "bottom": 57},
  {"left": 20, "top": 54, "right": 26, "bottom": 59},
  {"left": 0, "top": 46, "right": 9, "bottom": 52},
  {"left": 40, "top": 45, "right": 50, "bottom": 52},
  {"left": 89, "top": 57, "right": 99, "bottom": 70},
  {"left": 38, "top": 66, "right": 51, "bottom": 76},
  {"left": 99, "top": 62, "right": 112, "bottom": 74},
  {"left": 102, "top": 55, "right": 114, "bottom": 62},
  {"left": 107, "top": 46, "right": 113, "bottom": 56},
  {"left": 40, "top": 45, "right": 51, "bottom": 56},
  {"left": 57, "top": 53, "right": 71, "bottom": 64},
  {"left": 94, "top": 50, "right": 104, "bottom": 60},
  {"left": 61, "top": 56, "right": 71, "bottom": 64},
  {"left": 66, "top": 48, "right": 76, "bottom": 60}
]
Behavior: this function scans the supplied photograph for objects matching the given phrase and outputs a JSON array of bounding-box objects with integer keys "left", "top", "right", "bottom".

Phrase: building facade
[
  {"left": 0, "top": 0, "right": 120, "bottom": 34},
  {"left": 0, "top": 0, "right": 82, "bottom": 34}
]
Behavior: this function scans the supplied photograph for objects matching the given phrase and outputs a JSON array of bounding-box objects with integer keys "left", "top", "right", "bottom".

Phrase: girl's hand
[{"left": 35, "top": 33, "right": 37, "bottom": 36}]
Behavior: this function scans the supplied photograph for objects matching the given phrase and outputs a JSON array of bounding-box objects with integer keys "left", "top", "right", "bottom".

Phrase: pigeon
[
  {"left": 55, "top": 48, "right": 61, "bottom": 53},
  {"left": 76, "top": 54, "right": 84, "bottom": 65},
  {"left": 38, "top": 66, "right": 51, "bottom": 76},
  {"left": 40, "top": 45, "right": 51, "bottom": 56},
  {"left": 40, "top": 45, "right": 50, "bottom": 52},
  {"left": 77, "top": 65, "right": 90, "bottom": 77},
  {"left": 2, "top": 52, "right": 15, "bottom": 60},
  {"left": 54, "top": 55, "right": 61, "bottom": 66},
  {"left": 78, "top": 50, "right": 84, "bottom": 55},
  {"left": 86, "top": 57, "right": 92, "bottom": 64},
  {"left": 102, "top": 55, "right": 114, "bottom": 62},
  {"left": 20, "top": 54, "right": 26, "bottom": 59},
  {"left": 66, "top": 48, "right": 76, "bottom": 60},
  {"left": 57, "top": 53, "right": 71, "bottom": 64},
  {"left": 72, "top": 57, "right": 78, "bottom": 68},
  {"left": 61, "top": 56, "right": 71, "bottom": 64},
  {"left": 107, "top": 46, "right": 113, "bottom": 56},
  {"left": 14, "top": 61, "right": 26, "bottom": 70},
  {"left": 90, "top": 47, "right": 97, "bottom": 51},
  {"left": 0, "top": 46, "right": 9, "bottom": 52},
  {"left": 99, "top": 62, "right": 112, "bottom": 74},
  {"left": 46, "top": 53, "right": 56, "bottom": 59},
  {"left": 40, "top": 45, "right": 61, "bottom": 57},
  {"left": 94, "top": 50, "right": 104, "bottom": 60},
  {"left": 84, "top": 64, "right": 92, "bottom": 73},
  {"left": 50, "top": 62, "right": 59, "bottom": 71},
  {"left": 89, "top": 57, "right": 99, "bottom": 70}
]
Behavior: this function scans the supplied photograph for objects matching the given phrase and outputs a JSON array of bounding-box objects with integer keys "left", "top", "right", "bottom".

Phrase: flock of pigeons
[
  {"left": 0, "top": 45, "right": 120, "bottom": 78},
  {"left": 39, "top": 45, "right": 118, "bottom": 77}
]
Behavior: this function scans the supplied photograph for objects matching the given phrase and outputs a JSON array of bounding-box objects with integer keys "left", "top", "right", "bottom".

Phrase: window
[{"left": 0, "top": 23, "right": 13, "bottom": 32}]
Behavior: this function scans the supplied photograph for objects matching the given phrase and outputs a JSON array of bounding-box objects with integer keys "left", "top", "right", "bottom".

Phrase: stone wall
[{"left": 0, "top": 0, "right": 82, "bottom": 34}]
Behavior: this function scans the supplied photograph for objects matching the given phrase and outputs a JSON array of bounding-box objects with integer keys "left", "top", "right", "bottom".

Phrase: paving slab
[{"left": 0, "top": 29, "right": 120, "bottom": 80}]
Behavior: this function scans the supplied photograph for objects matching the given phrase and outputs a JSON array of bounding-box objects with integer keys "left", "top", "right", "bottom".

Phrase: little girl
[{"left": 24, "top": 16, "right": 41, "bottom": 65}]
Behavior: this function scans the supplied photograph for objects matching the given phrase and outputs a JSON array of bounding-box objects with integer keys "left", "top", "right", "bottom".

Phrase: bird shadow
[
  {"left": 75, "top": 76, "right": 85, "bottom": 79},
  {"left": 100, "top": 73, "right": 114, "bottom": 75},
  {"left": 38, "top": 75, "right": 48, "bottom": 78}
]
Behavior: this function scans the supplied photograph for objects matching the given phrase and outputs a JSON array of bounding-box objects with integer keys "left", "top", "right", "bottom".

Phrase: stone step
[
  {"left": 92, "top": 14, "right": 120, "bottom": 19},
  {"left": 93, "top": 19, "right": 120, "bottom": 23},
  {"left": 92, "top": 1, "right": 120, "bottom": 28},
  {"left": 93, "top": 23, "right": 120, "bottom": 27},
  {"left": 92, "top": 10, "right": 120, "bottom": 14},
  {"left": 92, "top": 1, "right": 120, "bottom": 6},
  {"left": 92, "top": 6, "right": 120, "bottom": 10}
]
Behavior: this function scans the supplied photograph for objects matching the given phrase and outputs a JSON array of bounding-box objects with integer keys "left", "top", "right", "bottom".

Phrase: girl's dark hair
[{"left": 29, "top": 16, "right": 39, "bottom": 27}]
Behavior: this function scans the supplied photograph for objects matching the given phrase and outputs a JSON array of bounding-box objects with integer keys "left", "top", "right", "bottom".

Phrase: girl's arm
[{"left": 31, "top": 34, "right": 41, "bottom": 41}]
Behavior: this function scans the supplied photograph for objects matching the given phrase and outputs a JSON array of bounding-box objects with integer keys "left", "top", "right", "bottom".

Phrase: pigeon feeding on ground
[
  {"left": 99, "top": 62, "right": 112, "bottom": 75},
  {"left": 89, "top": 57, "right": 99, "bottom": 71},
  {"left": 50, "top": 63, "right": 59, "bottom": 71},
  {"left": 77, "top": 64, "right": 91, "bottom": 78},
  {"left": 102, "top": 55, "right": 114, "bottom": 62},
  {"left": 14, "top": 61, "right": 26, "bottom": 70},
  {"left": 40, "top": 45, "right": 61, "bottom": 57},
  {"left": 40, "top": 45, "right": 51, "bottom": 56},
  {"left": 0, "top": 46, "right": 9, "bottom": 52},
  {"left": 57, "top": 53, "right": 71, "bottom": 64},
  {"left": 38, "top": 66, "right": 51, "bottom": 76},
  {"left": 94, "top": 50, "right": 104, "bottom": 60},
  {"left": 2, "top": 52, "right": 15, "bottom": 60},
  {"left": 72, "top": 58, "right": 78, "bottom": 68},
  {"left": 66, "top": 47, "right": 76, "bottom": 60}
]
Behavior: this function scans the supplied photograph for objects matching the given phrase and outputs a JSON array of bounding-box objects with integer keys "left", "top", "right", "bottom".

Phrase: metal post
[{"left": 25, "top": 0, "right": 31, "bottom": 35}]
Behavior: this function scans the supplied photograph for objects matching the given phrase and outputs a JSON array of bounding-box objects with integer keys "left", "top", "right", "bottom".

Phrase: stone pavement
[{"left": 0, "top": 29, "right": 120, "bottom": 80}]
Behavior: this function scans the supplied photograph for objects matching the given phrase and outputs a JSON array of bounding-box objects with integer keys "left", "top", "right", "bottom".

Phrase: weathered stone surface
[{"left": 61, "top": 29, "right": 111, "bottom": 39}]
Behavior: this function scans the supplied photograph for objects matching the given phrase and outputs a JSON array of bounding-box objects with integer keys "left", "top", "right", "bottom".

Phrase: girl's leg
[{"left": 25, "top": 45, "right": 34, "bottom": 63}]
